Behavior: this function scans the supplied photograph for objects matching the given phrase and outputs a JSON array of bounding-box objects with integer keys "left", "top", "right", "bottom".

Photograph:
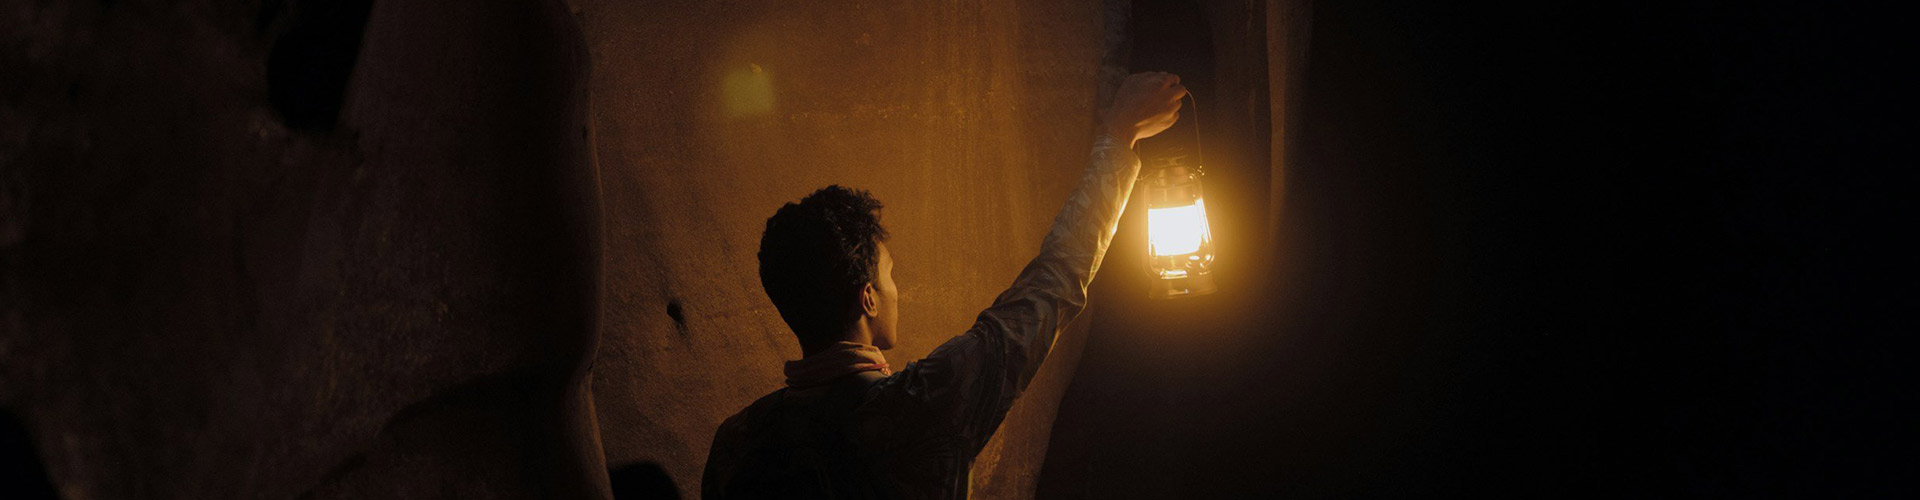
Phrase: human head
[{"left": 758, "top": 186, "right": 898, "bottom": 354}]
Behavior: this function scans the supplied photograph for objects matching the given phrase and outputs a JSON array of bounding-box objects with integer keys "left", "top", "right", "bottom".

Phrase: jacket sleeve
[{"left": 870, "top": 134, "right": 1141, "bottom": 455}]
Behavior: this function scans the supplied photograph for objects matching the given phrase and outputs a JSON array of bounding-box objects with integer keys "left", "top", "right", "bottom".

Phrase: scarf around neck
[{"left": 783, "top": 341, "right": 892, "bottom": 388}]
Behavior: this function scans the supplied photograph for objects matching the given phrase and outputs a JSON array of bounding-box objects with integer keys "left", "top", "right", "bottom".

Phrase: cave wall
[
  {"left": 8, "top": 0, "right": 1895, "bottom": 498},
  {"left": 1, "top": 0, "right": 606, "bottom": 497},
  {"left": 3, "top": 0, "right": 1139, "bottom": 497},
  {"left": 575, "top": 1, "right": 1120, "bottom": 497}
]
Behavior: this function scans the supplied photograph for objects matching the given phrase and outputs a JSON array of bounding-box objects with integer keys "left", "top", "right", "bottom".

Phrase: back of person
[
  {"left": 708, "top": 374, "right": 888, "bottom": 499},
  {"left": 708, "top": 367, "right": 983, "bottom": 500}
]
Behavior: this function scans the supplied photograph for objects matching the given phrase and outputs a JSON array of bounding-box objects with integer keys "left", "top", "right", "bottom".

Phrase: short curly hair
[{"left": 758, "top": 185, "right": 890, "bottom": 349}]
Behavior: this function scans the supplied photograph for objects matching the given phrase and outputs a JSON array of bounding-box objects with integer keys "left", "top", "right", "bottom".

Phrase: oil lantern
[{"left": 1142, "top": 152, "right": 1217, "bottom": 299}]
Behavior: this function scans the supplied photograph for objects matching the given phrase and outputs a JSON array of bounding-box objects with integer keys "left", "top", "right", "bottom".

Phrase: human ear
[{"left": 861, "top": 282, "right": 879, "bottom": 318}]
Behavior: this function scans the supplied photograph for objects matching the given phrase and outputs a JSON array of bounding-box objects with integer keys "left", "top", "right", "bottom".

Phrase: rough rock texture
[
  {"left": 575, "top": 0, "right": 1115, "bottom": 498},
  {"left": 1, "top": 1, "right": 606, "bottom": 498},
  {"left": 8, "top": 0, "right": 1896, "bottom": 498}
]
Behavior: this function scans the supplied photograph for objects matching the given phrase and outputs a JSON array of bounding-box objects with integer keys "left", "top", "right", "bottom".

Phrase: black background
[{"left": 1039, "top": 0, "right": 1911, "bottom": 497}]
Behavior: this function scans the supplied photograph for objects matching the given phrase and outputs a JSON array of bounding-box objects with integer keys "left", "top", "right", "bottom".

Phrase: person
[{"left": 701, "top": 72, "right": 1187, "bottom": 500}]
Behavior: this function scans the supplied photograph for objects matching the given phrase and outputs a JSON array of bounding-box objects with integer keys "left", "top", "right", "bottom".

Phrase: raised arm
[{"left": 869, "top": 73, "right": 1187, "bottom": 455}]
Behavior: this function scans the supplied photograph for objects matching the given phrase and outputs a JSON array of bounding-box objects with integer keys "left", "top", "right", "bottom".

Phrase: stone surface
[
  {"left": 1, "top": 0, "right": 605, "bottom": 497},
  {"left": 7, "top": 0, "right": 1898, "bottom": 498}
]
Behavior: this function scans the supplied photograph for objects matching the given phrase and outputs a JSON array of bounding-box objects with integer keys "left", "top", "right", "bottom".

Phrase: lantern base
[{"left": 1150, "top": 272, "right": 1217, "bottom": 299}]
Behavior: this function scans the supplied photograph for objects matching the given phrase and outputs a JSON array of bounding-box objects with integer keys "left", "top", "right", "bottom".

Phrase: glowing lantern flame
[{"left": 1148, "top": 199, "right": 1209, "bottom": 256}]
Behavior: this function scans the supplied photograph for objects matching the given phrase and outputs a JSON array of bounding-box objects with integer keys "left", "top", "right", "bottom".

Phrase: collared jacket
[{"left": 702, "top": 136, "right": 1142, "bottom": 500}]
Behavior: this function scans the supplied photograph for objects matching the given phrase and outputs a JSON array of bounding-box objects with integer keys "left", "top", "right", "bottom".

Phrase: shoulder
[
  {"left": 715, "top": 388, "right": 789, "bottom": 440},
  {"left": 704, "top": 388, "right": 789, "bottom": 486}
]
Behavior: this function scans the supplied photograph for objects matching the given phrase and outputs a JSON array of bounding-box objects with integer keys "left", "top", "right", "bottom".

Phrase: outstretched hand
[{"left": 1102, "top": 72, "right": 1187, "bottom": 148}]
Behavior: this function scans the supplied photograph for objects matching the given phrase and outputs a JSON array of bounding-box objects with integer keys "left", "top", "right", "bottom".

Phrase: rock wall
[
  {"left": 1, "top": 1, "right": 606, "bottom": 497},
  {"left": 3, "top": 0, "right": 1135, "bottom": 497},
  {"left": 9, "top": 0, "right": 1893, "bottom": 498}
]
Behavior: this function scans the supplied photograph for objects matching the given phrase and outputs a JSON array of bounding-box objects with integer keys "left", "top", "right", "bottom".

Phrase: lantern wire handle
[{"left": 1185, "top": 92, "right": 1203, "bottom": 171}]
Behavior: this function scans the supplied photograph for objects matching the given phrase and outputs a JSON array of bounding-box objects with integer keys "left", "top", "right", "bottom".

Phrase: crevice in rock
[{"left": 266, "top": 0, "right": 376, "bottom": 132}]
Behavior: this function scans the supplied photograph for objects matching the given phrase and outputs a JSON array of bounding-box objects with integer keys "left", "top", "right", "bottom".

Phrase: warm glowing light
[
  {"left": 1148, "top": 199, "right": 1210, "bottom": 256},
  {"left": 724, "top": 63, "right": 773, "bottom": 118},
  {"left": 1140, "top": 155, "right": 1216, "bottom": 299}
]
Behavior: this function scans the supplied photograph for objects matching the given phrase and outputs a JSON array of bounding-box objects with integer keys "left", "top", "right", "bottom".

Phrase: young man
[{"left": 702, "top": 72, "right": 1187, "bottom": 499}]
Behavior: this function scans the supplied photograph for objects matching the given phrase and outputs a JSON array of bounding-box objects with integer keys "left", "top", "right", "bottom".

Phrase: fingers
[
  {"left": 1135, "top": 71, "right": 1187, "bottom": 100},
  {"left": 1127, "top": 71, "right": 1181, "bottom": 87},
  {"left": 1110, "top": 72, "right": 1187, "bottom": 137}
]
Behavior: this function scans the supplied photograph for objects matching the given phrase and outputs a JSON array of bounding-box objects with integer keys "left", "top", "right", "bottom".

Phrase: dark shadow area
[
  {"left": 1, "top": 2, "right": 600, "bottom": 496},
  {"left": 298, "top": 370, "right": 598, "bottom": 498},
  {"left": 1038, "top": 0, "right": 1910, "bottom": 497},
  {"left": 267, "top": 0, "right": 378, "bottom": 131},
  {"left": 0, "top": 411, "right": 57, "bottom": 500},
  {"left": 609, "top": 462, "right": 682, "bottom": 500}
]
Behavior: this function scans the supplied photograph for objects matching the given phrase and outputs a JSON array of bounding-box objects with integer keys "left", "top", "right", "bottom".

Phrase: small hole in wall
[{"left": 667, "top": 300, "right": 686, "bottom": 325}]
